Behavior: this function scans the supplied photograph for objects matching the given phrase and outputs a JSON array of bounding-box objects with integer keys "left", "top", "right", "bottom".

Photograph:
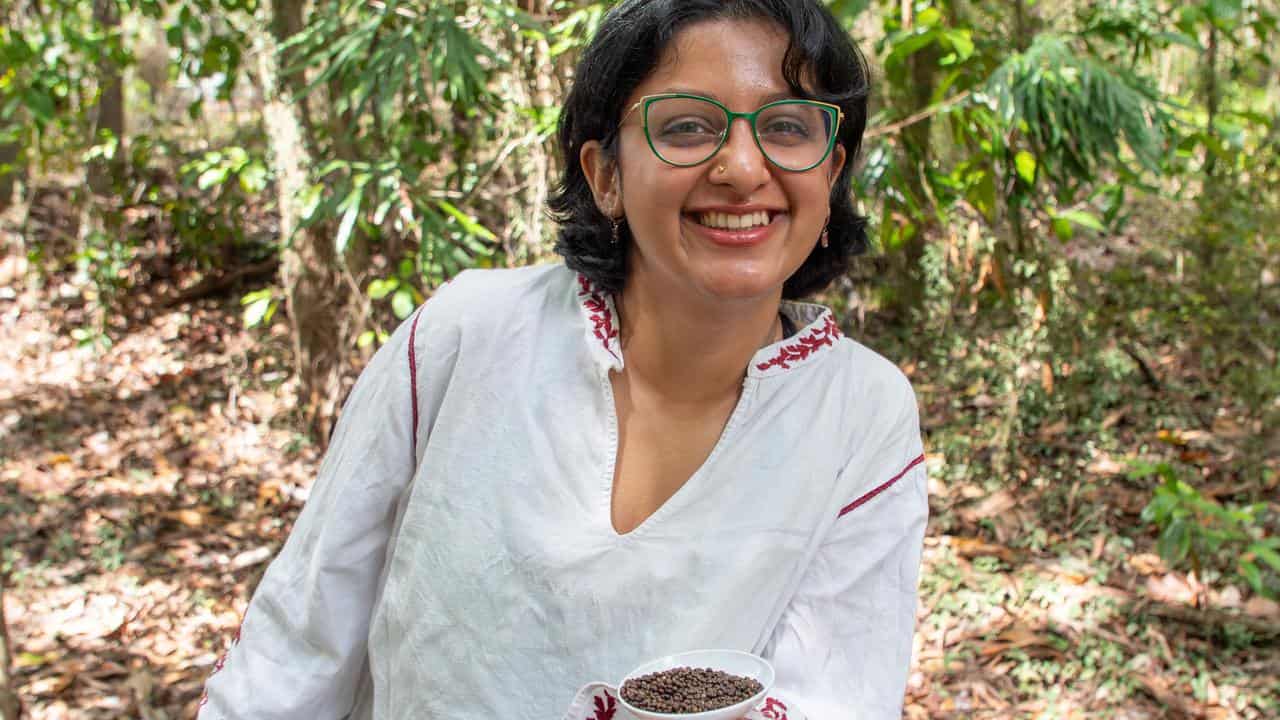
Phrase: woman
[{"left": 198, "top": 1, "right": 927, "bottom": 718}]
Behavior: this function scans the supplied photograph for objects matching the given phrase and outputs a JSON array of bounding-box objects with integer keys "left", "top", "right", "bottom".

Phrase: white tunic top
[{"left": 198, "top": 263, "right": 927, "bottom": 720}]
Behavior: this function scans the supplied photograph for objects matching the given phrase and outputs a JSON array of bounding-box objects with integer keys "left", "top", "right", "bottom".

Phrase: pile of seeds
[{"left": 621, "top": 666, "right": 764, "bottom": 714}]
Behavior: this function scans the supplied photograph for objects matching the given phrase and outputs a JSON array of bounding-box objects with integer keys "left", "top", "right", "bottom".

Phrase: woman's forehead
[{"left": 639, "top": 18, "right": 793, "bottom": 103}]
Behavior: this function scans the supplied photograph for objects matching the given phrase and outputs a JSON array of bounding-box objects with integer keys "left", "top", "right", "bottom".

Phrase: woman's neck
[{"left": 614, "top": 271, "right": 782, "bottom": 404}]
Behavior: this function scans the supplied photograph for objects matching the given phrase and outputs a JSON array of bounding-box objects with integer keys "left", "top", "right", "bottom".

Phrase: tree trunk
[
  {"left": 889, "top": 3, "right": 942, "bottom": 316},
  {"left": 0, "top": 141, "right": 17, "bottom": 214},
  {"left": 1012, "top": 0, "right": 1029, "bottom": 52},
  {"left": 257, "top": 0, "right": 351, "bottom": 441},
  {"left": 0, "top": 0, "right": 16, "bottom": 213},
  {"left": 1203, "top": 19, "right": 1220, "bottom": 178},
  {"left": 89, "top": 0, "right": 126, "bottom": 194},
  {"left": 0, "top": 576, "right": 21, "bottom": 720}
]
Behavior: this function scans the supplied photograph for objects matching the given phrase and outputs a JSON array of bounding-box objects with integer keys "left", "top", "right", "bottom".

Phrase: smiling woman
[
  {"left": 553, "top": 0, "right": 872, "bottom": 302},
  {"left": 197, "top": 2, "right": 926, "bottom": 720}
]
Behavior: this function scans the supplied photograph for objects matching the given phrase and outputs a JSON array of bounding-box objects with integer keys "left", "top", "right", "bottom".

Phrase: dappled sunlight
[
  {"left": 1, "top": 258, "right": 316, "bottom": 716},
  {"left": 2, "top": 0, "right": 1278, "bottom": 717}
]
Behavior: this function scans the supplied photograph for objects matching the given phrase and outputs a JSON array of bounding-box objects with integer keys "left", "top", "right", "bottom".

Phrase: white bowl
[{"left": 617, "top": 649, "right": 775, "bottom": 720}]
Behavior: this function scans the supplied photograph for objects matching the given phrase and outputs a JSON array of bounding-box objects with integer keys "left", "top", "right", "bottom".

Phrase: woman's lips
[{"left": 684, "top": 212, "right": 785, "bottom": 247}]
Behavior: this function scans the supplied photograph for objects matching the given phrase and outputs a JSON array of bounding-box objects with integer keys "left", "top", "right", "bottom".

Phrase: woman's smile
[
  {"left": 683, "top": 208, "right": 788, "bottom": 248},
  {"left": 602, "top": 17, "right": 844, "bottom": 303}
]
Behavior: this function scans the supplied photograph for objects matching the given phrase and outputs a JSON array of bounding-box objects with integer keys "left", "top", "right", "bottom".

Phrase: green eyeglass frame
[{"left": 616, "top": 92, "right": 845, "bottom": 172}]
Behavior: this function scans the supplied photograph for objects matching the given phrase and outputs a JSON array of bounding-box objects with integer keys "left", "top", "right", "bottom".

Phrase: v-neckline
[{"left": 600, "top": 367, "right": 755, "bottom": 539}]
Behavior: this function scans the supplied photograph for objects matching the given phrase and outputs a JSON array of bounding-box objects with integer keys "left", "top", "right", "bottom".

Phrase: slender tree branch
[{"left": 864, "top": 90, "right": 973, "bottom": 139}]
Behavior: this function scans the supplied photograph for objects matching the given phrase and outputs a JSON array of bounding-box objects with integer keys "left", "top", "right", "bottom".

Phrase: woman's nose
[{"left": 710, "top": 118, "right": 771, "bottom": 192}]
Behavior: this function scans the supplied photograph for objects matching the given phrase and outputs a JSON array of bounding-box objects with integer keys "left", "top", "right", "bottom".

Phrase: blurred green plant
[
  {"left": 174, "top": 145, "right": 273, "bottom": 266},
  {"left": 1136, "top": 460, "right": 1279, "bottom": 600}
]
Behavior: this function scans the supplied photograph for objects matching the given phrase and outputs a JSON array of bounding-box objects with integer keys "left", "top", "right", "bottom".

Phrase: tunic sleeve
[
  {"left": 197, "top": 300, "right": 447, "bottom": 720},
  {"left": 760, "top": 379, "right": 928, "bottom": 720}
]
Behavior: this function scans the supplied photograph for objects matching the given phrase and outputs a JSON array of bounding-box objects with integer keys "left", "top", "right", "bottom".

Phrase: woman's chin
[{"left": 692, "top": 266, "right": 786, "bottom": 302}]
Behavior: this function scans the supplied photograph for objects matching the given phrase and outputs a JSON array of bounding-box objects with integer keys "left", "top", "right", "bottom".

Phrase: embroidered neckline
[
  {"left": 753, "top": 312, "right": 842, "bottom": 373},
  {"left": 572, "top": 272, "right": 842, "bottom": 375},
  {"left": 576, "top": 275, "right": 621, "bottom": 364}
]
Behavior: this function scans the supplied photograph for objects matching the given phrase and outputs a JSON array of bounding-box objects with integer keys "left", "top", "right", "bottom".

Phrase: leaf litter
[{"left": 0, "top": 202, "right": 1276, "bottom": 719}]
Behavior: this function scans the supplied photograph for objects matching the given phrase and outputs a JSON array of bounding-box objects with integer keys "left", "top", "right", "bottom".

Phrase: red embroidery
[
  {"left": 212, "top": 653, "right": 227, "bottom": 674},
  {"left": 202, "top": 610, "right": 246, "bottom": 706},
  {"left": 760, "top": 696, "right": 789, "bottom": 720},
  {"left": 838, "top": 453, "right": 925, "bottom": 517},
  {"left": 231, "top": 611, "right": 246, "bottom": 645},
  {"left": 756, "top": 314, "right": 841, "bottom": 372},
  {"left": 577, "top": 275, "right": 620, "bottom": 362},
  {"left": 587, "top": 689, "right": 617, "bottom": 720},
  {"left": 406, "top": 279, "right": 452, "bottom": 460}
]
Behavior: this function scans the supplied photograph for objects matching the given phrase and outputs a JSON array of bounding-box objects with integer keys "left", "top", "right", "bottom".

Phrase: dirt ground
[{"left": 1, "top": 195, "right": 1277, "bottom": 718}]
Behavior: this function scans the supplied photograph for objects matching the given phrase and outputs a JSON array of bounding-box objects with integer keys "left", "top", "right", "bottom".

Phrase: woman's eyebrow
[{"left": 658, "top": 88, "right": 803, "bottom": 105}]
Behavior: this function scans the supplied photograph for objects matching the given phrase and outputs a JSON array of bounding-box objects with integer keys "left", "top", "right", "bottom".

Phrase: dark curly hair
[{"left": 549, "top": 0, "right": 871, "bottom": 299}]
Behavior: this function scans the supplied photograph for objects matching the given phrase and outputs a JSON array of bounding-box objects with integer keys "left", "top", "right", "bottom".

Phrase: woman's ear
[
  {"left": 581, "top": 140, "right": 622, "bottom": 218},
  {"left": 827, "top": 144, "right": 847, "bottom": 193}
]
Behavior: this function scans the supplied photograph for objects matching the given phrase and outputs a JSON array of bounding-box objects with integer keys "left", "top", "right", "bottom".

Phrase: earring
[
  {"left": 611, "top": 217, "right": 621, "bottom": 245},
  {"left": 820, "top": 224, "right": 829, "bottom": 249}
]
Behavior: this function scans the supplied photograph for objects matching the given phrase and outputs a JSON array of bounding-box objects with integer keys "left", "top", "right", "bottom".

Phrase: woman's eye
[
  {"left": 661, "top": 119, "right": 717, "bottom": 135},
  {"left": 762, "top": 119, "right": 809, "bottom": 137}
]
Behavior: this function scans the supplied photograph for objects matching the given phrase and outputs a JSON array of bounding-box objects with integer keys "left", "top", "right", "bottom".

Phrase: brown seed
[{"left": 622, "top": 667, "right": 763, "bottom": 714}]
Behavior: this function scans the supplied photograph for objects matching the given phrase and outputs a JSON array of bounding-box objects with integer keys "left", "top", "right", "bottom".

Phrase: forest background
[{"left": 0, "top": 0, "right": 1277, "bottom": 717}]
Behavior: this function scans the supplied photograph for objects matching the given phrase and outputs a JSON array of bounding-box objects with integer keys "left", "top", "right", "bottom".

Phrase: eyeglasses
[{"left": 616, "top": 93, "right": 844, "bottom": 172}]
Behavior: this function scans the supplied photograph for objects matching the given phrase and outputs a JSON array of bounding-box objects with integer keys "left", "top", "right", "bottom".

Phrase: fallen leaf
[
  {"left": 1243, "top": 596, "right": 1280, "bottom": 621},
  {"left": 1037, "top": 418, "right": 1068, "bottom": 440},
  {"left": 87, "top": 660, "right": 130, "bottom": 679},
  {"left": 979, "top": 623, "right": 1064, "bottom": 660},
  {"left": 1101, "top": 409, "right": 1126, "bottom": 429},
  {"left": 162, "top": 509, "right": 205, "bottom": 527},
  {"left": 257, "top": 479, "right": 283, "bottom": 506},
  {"left": 948, "top": 536, "right": 1018, "bottom": 563},
  {"left": 168, "top": 403, "right": 196, "bottom": 420},
  {"left": 958, "top": 490, "right": 1017, "bottom": 523},
  {"left": 229, "top": 546, "right": 273, "bottom": 570},
  {"left": 1090, "top": 533, "right": 1107, "bottom": 561},
  {"left": 1145, "top": 572, "right": 1197, "bottom": 606},
  {"left": 1086, "top": 454, "right": 1126, "bottom": 476},
  {"left": 1178, "top": 449, "right": 1213, "bottom": 465},
  {"left": 27, "top": 673, "right": 74, "bottom": 697},
  {"left": 1128, "top": 553, "right": 1167, "bottom": 576},
  {"left": 920, "top": 657, "right": 967, "bottom": 674},
  {"left": 1213, "top": 585, "right": 1243, "bottom": 610},
  {"left": 28, "top": 658, "right": 86, "bottom": 697},
  {"left": 14, "top": 651, "right": 58, "bottom": 668},
  {"left": 1056, "top": 570, "right": 1089, "bottom": 585}
]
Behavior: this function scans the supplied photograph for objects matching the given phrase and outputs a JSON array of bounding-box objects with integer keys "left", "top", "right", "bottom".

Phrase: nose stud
[{"left": 715, "top": 164, "right": 727, "bottom": 175}]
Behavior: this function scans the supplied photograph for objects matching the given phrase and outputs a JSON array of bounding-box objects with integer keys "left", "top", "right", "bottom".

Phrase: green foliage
[
  {"left": 365, "top": 256, "right": 425, "bottom": 322},
  {"left": 4, "top": 2, "right": 1278, "bottom": 713},
  {"left": 273, "top": 0, "right": 567, "bottom": 345},
  {"left": 164, "top": 2, "right": 252, "bottom": 117},
  {"left": 241, "top": 287, "right": 280, "bottom": 329},
  {"left": 0, "top": 0, "right": 131, "bottom": 172},
  {"left": 983, "top": 34, "right": 1172, "bottom": 187},
  {"left": 1137, "top": 461, "right": 1280, "bottom": 599},
  {"left": 545, "top": 1, "right": 611, "bottom": 57},
  {"left": 174, "top": 144, "right": 273, "bottom": 266}
]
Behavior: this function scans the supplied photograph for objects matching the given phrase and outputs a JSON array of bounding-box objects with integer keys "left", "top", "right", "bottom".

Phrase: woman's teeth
[{"left": 697, "top": 210, "right": 772, "bottom": 230}]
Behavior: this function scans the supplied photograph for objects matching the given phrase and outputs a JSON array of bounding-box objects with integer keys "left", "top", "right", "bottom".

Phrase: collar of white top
[{"left": 573, "top": 273, "right": 843, "bottom": 378}]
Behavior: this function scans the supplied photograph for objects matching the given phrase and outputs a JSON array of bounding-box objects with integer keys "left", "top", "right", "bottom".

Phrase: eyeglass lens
[{"left": 644, "top": 97, "right": 835, "bottom": 171}]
